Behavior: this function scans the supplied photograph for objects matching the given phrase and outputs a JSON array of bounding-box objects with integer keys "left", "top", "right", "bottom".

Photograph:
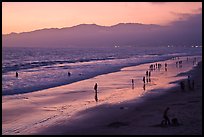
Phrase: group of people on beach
[
  {"left": 149, "top": 63, "right": 162, "bottom": 71},
  {"left": 161, "top": 56, "right": 199, "bottom": 127},
  {"left": 180, "top": 75, "right": 195, "bottom": 92},
  {"left": 193, "top": 57, "right": 197, "bottom": 66},
  {"left": 14, "top": 56, "right": 198, "bottom": 104},
  {"left": 176, "top": 56, "right": 198, "bottom": 68},
  {"left": 176, "top": 60, "right": 183, "bottom": 68},
  {"left": 177, "top": 57, "right": 197, "bottom": 92},
  {"left": 132, "top": 62, "right": 168, "bottom": 92}
]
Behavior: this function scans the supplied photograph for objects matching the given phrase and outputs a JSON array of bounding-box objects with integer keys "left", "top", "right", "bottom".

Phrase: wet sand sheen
[{"left": 2, "top": 56, "right": 201, "bottom": 135}]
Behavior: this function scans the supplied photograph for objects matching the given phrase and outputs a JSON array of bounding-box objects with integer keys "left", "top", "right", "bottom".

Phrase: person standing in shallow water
[
  {"left": 94, "top": 83, "right": 98, "bottom": 102},
  {"left": 68, "top": 72, "right": 71, "bottom": 77}
]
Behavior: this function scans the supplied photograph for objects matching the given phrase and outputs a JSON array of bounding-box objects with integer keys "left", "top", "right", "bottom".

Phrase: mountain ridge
[
  {"left": 3, "top": 23, "right": 161, "bottom": 36},
  {"left": 2, "top": 13, "right": 202, "bottom": 48}
]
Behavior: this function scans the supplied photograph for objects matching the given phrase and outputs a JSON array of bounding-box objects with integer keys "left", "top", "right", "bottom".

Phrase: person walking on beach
[
  {"left": 94, "top": 83, "right": 98, "bottom": 102},
  {"left": 148, "top": 71, "right": 151, "bottom": 82},
  {"left": 68, "top": 72, "right": 71, "bottom": 77},
  {"left": 192, "top": 80, "right": 195, "bottom": 90},
  {"left": 143, "top": 76, "right": 145, "bottom": 84},
  {"left": 146, "top": 71, "right": 148, "bottom": 77},
  {"left": 163, "top": 107, "right": 170, "bottom": 125},
  {"left": 180, "top": 81, "right": 185, "bottom": 91},
  {"left": 165, "top": 63, "right": 167, "bottom": 68},
  {"left": 131, "top": 79, "right": 134, "bottom": 89},
  {"left": 176, "top": 61, "right": 178, "bottom": 68},
  {"left": 187, "top": 76, "right": 191, "bottom": 90},
  {"left": 165, "top": 63, "right": 167, "bottom": 71},
  {"left": 16, "top": 72, "right": 18, "bottom": 78},
  {"left": 143, "top": 83, "right": 146, "bottom": 90}
]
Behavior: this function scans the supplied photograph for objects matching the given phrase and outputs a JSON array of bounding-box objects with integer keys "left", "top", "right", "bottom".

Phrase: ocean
[{"left": 2, "top": 46, "right": 202, "bottom": 95}]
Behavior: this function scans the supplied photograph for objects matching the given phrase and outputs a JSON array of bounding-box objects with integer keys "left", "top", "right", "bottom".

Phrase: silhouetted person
[
  {"left": 149, "top": 77, "right": 151, "bottom": 83},
  {"left": 148, "top": 73, "right": 151, "bottom": 82},
  {"left": 171, "top": 118, "right": 179, "bottom": 126},
  {"left": 150, "top": 64, "right": 153, "bottom": 71},
  {"left": 68, "top": 72, "right": 71, "bottom": 77},
  {"left": 193, "top": 58, "right": 197, "bottom": 66},
  {"left": 16, "top": 72, "right": 18, "bottom": 78},
  {"left": 163, "top": 107, "right": 170, "bottom": 125},
  {"left": 176, "top": 61, "right": 178, "bottom": 67},
  {"left": 143, "top": 83, "right": 146, "bottom": 90},
  {"left": 143, "top": 76, "right": 145, "bottom": 84},
  {"left": 94, "top": 83, "right": 98, "bottom": 102},
  {"left": 148, "top": 71, "right": 151, "bottom": 77},
  {"left": 192, "top": 80, "right": 195, "bottom": 90},
  {"left": 146, "top": 71, "right": 148, "bottom": 77},
  {"left": 165, "top": 63, "right": 167, "bottom": 68},
  {"left": 179, "top": 61, "right": 182, "bottom": 68},
  {"left": 131, "top": 79, "right": 134, "bottom": 89},
  {"left": 158, "top": 64, "right": 162, "bottom": 70},
  {"left": 165, "top": 67, "right": 167, "bottom": 71},
  {"left": 180, "top": 81, "right": 185, "bottom": 91},
  {"left": 187, "top": 76, "right": 191, "bottom": 90}
]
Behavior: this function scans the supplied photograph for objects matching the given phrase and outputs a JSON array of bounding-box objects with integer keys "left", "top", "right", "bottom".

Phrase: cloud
[
  {"left": 170, "top": 12, "right": 194, "bottom": 21},
  {"left": 169, "top": 10, "right": 202, "bottom": 24},
  {"left": 192, "top": 7, "right": 202, "bottom": 13},
  {"left": 160, "top": 12, "right": 202, "bottom": 45}
]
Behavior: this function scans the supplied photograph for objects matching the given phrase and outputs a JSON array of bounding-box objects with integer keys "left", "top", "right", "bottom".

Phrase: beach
[{"left": 2, "top": 56, "right": 202, "bottom": 135}]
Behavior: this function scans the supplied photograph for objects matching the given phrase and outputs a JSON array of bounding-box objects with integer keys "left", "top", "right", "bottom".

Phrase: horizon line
[{"left": 2, "top": 22, "right": 162, "bottom": 35}]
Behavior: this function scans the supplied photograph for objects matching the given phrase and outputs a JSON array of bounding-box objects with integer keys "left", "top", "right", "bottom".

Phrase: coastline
[
  {"left": 2, "top": 56, "right": 202, "bottom": 135},
  {"left": 38, "top": 61, "right": 202, "bottom": 135},
  {"left": 3, "top": 54, "right": 199, "bottom": 96}
]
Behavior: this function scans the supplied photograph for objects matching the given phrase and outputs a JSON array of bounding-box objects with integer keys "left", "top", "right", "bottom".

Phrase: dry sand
[{"left": 2, "top": 56, "right": 202, "bottom": 135}]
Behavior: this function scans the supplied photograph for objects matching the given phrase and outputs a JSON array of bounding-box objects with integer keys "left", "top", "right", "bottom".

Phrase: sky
[{"left": 2, "top": 2, "right": 202, "bottom": 34}]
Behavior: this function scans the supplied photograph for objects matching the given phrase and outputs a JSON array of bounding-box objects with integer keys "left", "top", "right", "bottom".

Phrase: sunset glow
[{"left": 2, "top": 2, "right": 202, "bottom": 34}]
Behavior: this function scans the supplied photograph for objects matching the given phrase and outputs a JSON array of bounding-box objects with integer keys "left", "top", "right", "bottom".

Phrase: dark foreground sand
[{"left": 38, "top": 61, "right": 202, "bottom": 135}]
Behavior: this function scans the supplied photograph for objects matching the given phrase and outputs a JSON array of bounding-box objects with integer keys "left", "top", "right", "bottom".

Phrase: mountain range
[{"left": 2, "top": 13, "right": 202, "bottom": 48}]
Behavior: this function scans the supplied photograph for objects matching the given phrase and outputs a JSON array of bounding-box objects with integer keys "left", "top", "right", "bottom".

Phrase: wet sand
[{"left": 2, "top": 56, "right": 202, "bottom": 135}]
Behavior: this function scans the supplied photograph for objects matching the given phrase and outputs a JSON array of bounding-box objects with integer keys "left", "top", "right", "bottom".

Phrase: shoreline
[
  {"left": 3, "top": 54, "right": 200, "bottom": 96},
  {"left": 2, "top": 56, "right": 202, "bottom": 135},
  {"left": 38, "top": 61, "right": 202, "bottom": 135}
]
